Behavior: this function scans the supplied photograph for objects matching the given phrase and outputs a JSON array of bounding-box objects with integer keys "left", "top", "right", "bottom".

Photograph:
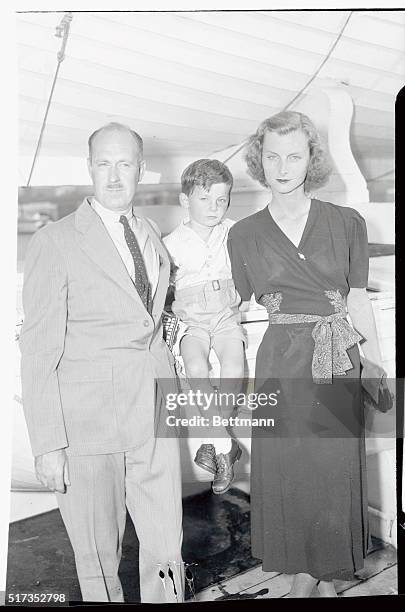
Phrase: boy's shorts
[{"left": 171, "top": 278, "right": 247, "bottom": 350}]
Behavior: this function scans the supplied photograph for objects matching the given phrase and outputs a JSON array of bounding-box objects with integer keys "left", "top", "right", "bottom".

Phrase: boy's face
[{"left": 180, "top": 183, "right": 231, "bottom": 228}]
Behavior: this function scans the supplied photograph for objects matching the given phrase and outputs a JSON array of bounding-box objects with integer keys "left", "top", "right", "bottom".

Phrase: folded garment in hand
[{"left": 360, "top": 356, "right": 394, "bottom": 413}]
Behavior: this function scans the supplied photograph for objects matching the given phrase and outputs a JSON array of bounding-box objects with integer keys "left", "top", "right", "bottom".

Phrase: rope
[
  {"left": 222, "top": 11, "right": 353, "bottom": 164},
  {"left": 283, "top": 11, "right": 353, "bottom": 111},
  {"left": 366, "top": 169, "right": 394, "bottom": 183},
  {"left": 26, "top": 12, "right": 73, "bottom": 186}
]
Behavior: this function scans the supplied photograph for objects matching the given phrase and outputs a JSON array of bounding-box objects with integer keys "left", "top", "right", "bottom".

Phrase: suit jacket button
[{"left": 143, "top": 320, "right": 150, "bottom": 327}]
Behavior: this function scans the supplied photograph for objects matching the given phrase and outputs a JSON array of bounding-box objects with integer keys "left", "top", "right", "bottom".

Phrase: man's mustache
[{"left": 106, "top": 184, "right": 125, "bottom": 189}]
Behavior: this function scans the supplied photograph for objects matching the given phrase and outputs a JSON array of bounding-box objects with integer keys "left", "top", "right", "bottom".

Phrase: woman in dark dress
[{"left": 227, "top": 111, "right": 385, "bottom": 597}]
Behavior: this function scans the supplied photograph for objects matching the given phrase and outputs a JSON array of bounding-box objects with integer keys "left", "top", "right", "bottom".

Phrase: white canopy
[{"left": 18, "top": 10, "right": 403, "bottom": 185}]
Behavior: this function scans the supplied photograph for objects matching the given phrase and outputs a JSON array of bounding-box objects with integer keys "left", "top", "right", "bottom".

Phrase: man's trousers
[{"left": 56, "top": 435, "right": 184, "bottom": 603}]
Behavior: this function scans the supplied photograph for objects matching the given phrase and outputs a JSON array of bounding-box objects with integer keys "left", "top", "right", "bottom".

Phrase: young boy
[{"left": 163, "top": 159, "right": 246, "bottom": 495}]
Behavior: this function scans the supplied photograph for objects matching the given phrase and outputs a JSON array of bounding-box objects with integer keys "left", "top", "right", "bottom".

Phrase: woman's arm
[
  {"left": 227, "top": 229, "right": 254, "bottom": 305},
  {"left": 347, "top": 287, "right": 384, "bottom": 367}
]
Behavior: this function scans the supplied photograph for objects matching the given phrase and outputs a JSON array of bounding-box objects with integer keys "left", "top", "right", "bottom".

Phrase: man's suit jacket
[{"left": 20, "top": 199, "right": 177, "bottom": 457}]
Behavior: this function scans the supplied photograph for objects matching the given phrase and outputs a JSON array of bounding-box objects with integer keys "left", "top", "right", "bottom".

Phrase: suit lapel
[
  {"left": 75, "top": 199, "right": 144, "bottom": 306},
  {"left": 142, "top": 217, "right": 170, "bottom": 320},
  {"left": 75, "top": 200, "right": 170, "bottom": 320}
]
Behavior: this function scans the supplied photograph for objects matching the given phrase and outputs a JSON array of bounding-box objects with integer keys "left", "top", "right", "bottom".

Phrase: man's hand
[{"left": 35, "top": 449, "right": 70, "bottom": 493}]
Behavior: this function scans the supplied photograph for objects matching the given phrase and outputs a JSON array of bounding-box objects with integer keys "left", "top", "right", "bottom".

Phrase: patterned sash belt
[{"left": 261, "top": 291, "right": 363, "bottom": 384}]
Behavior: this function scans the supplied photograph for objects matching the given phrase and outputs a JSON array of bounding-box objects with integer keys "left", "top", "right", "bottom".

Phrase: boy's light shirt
[
  {"left": 91, "top": 197, "right": 160, "bottom": 296},
  {"left": 163, "top": 217, "right": 235, "bottom": 291}
]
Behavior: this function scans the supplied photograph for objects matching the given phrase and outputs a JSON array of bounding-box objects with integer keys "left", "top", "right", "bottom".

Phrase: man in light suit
[{"left": 19, "top": 123, "right": 184, "bottom": 603}]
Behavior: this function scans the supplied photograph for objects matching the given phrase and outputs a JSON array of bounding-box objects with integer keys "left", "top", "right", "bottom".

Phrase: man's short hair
[
  {"left": 180, "top": 159, "right": 233, "bottom": 196},
  {"left": 88, "top": 122, "right": 144, "bottom": 161}
]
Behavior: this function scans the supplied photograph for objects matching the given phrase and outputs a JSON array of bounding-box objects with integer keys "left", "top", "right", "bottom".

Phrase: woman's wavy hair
[{"left": 244, "top": 111, "right": 332, "bottom": 192}]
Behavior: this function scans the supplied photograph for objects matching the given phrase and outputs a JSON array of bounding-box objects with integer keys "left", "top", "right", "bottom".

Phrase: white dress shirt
[
  {"left": 91, "top": 198, "right": 160, "bottom": 297},
  {"left": 163, "top": 218, "right": 235, "bottom": 291}
]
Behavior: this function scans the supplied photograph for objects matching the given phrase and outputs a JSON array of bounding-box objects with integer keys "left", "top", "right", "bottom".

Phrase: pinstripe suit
[{"left": 20, "top": 199, "right": 184, "bottom": 602}]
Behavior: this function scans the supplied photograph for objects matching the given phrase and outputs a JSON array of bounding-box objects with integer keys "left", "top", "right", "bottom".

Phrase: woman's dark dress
[{"left": 227, "top": 199, "right": 370, "bottom": 581}]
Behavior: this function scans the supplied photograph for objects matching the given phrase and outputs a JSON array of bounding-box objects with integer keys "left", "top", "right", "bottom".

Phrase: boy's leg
[
  {"left": 211, "top": 336, "right": 246, "bottom": 494},
  {"left": 212, "top": 334, "right": 251, "bottom": 444},
  {"left": 180, "top": 333, "right": 231, "bottom": 468},
  {"left": 212, "top": 336, "right": 245, "bottom": 417},
  {"left": 180, "top": 334, "right": 210, "bottom": 381}
]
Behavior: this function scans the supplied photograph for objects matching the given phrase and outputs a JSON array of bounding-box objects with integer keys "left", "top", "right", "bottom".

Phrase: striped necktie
[{"left": 119, "top": 215, "right": 151, "bottom": 312}]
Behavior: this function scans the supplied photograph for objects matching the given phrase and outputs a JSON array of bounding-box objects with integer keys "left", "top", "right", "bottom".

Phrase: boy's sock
[{"left": 212, "top": 437, "right": 232, "bottom": 455}]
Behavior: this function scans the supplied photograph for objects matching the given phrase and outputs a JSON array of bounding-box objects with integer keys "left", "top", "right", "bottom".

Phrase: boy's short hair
[{"left": 181, "top": 159, "right": 233, "bottom": 196}]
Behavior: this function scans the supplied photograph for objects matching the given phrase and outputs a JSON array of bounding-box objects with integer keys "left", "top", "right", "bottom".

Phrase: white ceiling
[{"left": 18, "top": 10, "right": 404, "bottom": 185}]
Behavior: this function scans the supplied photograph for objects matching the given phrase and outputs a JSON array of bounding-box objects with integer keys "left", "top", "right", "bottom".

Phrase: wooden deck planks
[
  {"left": 195, "top": 568, "right": 279, "bottom": 602},
  {"left": 341, "top": 566, "right": 397, "bottom": 597},
  {"left": 196, "top": 543, "right": 397, "bottom": 601}
]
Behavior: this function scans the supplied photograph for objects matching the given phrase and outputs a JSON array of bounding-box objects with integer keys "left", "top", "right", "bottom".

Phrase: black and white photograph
[{"left": 1, "top": 2, "right": 402, "bottom": 605}]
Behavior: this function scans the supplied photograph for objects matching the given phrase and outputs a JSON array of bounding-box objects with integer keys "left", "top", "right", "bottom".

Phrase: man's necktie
[{"left": 119, "top": 215, "right": 152, "bottom": 312}]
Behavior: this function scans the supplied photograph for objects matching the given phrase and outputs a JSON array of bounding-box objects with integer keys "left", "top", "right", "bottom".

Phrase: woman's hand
[{"left": 239, "top": 300, "right": 251, "bottom": 312}]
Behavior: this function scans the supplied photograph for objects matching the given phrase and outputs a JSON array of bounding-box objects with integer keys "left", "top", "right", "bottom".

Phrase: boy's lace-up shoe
[
  {"left": 194, "top": 444, "right": 217, "bottom": 474},
  {"left": 212, "top": 440, "right": 242, "bottom": 495}
]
